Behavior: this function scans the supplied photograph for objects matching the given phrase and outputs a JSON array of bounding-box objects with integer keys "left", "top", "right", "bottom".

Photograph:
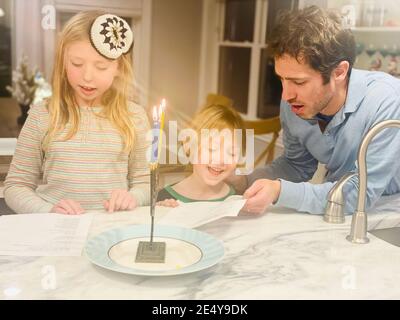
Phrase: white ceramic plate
[{"left": 85, "top": 224, "right": 224, "bottom": 276}]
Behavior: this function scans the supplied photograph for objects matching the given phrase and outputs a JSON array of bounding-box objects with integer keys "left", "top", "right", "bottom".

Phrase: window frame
[{"left": 198, "top": 0, "right": 269, "bottom": 120}]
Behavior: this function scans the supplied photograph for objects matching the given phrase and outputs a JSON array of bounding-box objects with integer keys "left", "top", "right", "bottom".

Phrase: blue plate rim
[{"left": 85, "top": 224, "right": 224, "bottom": 276}]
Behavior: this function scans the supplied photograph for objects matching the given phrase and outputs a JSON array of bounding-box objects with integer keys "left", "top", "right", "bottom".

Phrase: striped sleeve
[
  {"left": 4, "top": 103, "right": 54, "bottom": 213},
  {"left": 128, "top": 102, "right": 151, "bottom": 206}
]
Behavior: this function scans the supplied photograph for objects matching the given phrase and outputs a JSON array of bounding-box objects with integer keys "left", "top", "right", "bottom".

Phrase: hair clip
[{"left": 90, "top": 14, "right": 133, "bottom": 60}]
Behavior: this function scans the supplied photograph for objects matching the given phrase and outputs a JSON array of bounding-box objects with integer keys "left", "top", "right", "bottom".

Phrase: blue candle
[{"left": 151, "top": 106, "right": 160, "bottom": 163}]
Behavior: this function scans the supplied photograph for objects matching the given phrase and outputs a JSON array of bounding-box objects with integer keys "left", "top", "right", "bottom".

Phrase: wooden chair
[
  {"left": 244, "top": 116, "right": 281, "bottom": 166},
  {"left": 205, "top": 93, "right": 281, "bottom": 166}
]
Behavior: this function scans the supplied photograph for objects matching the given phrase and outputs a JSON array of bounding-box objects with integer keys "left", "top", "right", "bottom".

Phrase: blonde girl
[{"left": 4, "top": 11, "right": 150, "bottom": 214}]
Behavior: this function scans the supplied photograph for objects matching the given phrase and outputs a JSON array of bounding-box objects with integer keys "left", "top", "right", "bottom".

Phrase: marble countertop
[{"left": 1, "top": 194, "right": 400, "bottom": 300}]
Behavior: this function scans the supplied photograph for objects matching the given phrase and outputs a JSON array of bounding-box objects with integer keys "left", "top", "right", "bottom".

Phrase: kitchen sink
[{"left": 369, "top": 227, "right": 400, "bottom": 247}]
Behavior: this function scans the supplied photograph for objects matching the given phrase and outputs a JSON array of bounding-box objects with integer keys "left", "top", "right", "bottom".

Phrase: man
[{"left": 232, "top": 6, "right": 400, "bottom": 215}]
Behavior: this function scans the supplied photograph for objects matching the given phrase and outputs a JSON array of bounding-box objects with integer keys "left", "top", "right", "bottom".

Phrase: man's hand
[
  {"left": 224, "top": 173, "right": 248, "bottom": 194},
  {"left": 242, "top": 179, "right": 281, "bottom": 214},
  {"left": 51, "top": 199, "right": 85, "bottom": 215},
  {"left": 104, "top": 189, "right": 138, "bottom": 213}
]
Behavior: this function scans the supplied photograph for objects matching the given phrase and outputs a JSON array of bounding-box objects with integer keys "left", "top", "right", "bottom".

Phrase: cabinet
[
  {"left": 352, "top": 28, "right": 400, "bottom": 77},
  {"left": 301, "top": 0, "right": 400, "bottom": 77}
]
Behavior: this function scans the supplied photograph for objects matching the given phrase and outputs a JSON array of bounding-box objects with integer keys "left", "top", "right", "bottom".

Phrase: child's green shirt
[{"left": 157, "top": 184, "right": 235, "bottom": 203}]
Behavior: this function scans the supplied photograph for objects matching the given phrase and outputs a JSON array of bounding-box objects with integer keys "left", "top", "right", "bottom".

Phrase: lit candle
[
  {"left": 158, "top": 99, "right": 166, "bottom": 158},
  {"left": 151, "top": 106, "right": 160, "bottom": 163}
]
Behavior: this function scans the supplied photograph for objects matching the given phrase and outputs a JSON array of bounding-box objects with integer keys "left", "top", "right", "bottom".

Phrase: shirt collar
[
  {"left": 322, "top": 69, "right": 368, "bottom": 131},
  {"left": 294, "top": 69, "right": 368, "bottom": 129},
  {"left": 314, "top": 113, "right": 335, "bottom": 123},
  {"left": 343, "top": 68, "right": 367, "bottom": 115}
]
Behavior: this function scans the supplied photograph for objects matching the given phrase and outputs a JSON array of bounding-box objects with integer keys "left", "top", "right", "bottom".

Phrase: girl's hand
[
  {"left": 51, "top": 199, "right": 85, "bottom": 215},
  {"left": 156, "top": 199, "right": 180, "bottom": 207},
  {"left": 103, "top": 189, "right": 138, "bottom": 213}
]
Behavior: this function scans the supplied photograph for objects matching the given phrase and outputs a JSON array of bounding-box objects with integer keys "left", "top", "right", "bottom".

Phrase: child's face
[
  {"left": 66, "top": 40, "right": 119, "bottom": 107},
  {"left": 192, "top": 133, "right": 239, "bottom": 187}
]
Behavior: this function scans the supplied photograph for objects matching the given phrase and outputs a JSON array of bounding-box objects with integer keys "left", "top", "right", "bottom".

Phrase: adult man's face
[{"left": 275, "top": 54, "right": 336, "bottom": 119}]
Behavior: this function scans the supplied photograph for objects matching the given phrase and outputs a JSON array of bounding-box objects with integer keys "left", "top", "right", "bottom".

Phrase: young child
[
  {"left": 4, "top": 11, "right": 150, "bottom": 214},
  {"left": 157, "top": 103, "right": 245, "bottom": 206}
]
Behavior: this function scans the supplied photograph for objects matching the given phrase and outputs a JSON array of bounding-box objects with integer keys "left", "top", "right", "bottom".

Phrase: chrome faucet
[
  {"left": 324, "top": 120, "right": 400, "bottom": 243},
  {"left": 324, "top": 172, "right": 357, "bottom": 223},
  {"left": 346, "top": 119, "right": 400, "bottom": 244}
]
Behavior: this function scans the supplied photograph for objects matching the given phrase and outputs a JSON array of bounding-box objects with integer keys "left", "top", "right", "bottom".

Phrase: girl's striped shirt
[{"left": 4, "top": 101, "right": 151, "bottom": 213}]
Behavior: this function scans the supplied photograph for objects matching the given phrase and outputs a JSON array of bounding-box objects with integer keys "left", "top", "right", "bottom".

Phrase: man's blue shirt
[{"left": 247, "top": 69, "right": 400, "bottom": 214}]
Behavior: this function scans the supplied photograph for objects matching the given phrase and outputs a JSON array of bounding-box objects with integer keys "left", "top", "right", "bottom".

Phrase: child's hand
[
  {"left": 156, "top": 199, "right": 180, "bottom": 207},
  {"left": 51, "top": 199, "right": 85, "bottom": 215},
  {"left": 104, "top": 189, "right": 138, "bottom": 213}
]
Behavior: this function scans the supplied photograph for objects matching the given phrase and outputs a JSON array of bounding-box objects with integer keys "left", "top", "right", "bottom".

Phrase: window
[
  {"left": 317, "top": 0, "right": 400, "bottom": 79},
  {"left": 0, "top": 0, "right": 13, "bottom": 97},
  {"left": 201, "top": 0, "right": 298, "bottom": 119}
]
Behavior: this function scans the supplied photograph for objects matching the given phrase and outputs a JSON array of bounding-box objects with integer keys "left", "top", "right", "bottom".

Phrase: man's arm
[
  {"left": 247, "top": 103, "right": 319, "bottom": 186},
  {"left": 256, "top": 94, "right": 400, "bottom": 215},
  {"left": 230, "top": 103, "right": 318, "bottom": 195}
]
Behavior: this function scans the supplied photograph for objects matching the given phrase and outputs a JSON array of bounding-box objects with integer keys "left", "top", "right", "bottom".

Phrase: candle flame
[
  {"left": 152, "top": 106, "right": 158, "bottom": 121},
  {"left": 158, "top": 99, "right": 166, "bottom": 117}
]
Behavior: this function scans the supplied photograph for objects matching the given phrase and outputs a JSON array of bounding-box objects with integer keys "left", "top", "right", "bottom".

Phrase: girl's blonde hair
[{"left": 43, "top": 10, "right": 135, "bottom": 153}]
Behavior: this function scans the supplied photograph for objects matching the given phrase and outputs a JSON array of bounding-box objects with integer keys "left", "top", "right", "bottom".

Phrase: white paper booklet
[
  {"left": 158, "top": 195, "right": 246, "bottom": 228},
  {"left": 0, "top": 213, "right": 93, "bottom": 256}
]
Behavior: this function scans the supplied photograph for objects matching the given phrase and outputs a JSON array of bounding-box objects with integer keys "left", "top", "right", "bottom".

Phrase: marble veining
[{"left": 1, "top": 194, "right": 400, "bottom": 299}]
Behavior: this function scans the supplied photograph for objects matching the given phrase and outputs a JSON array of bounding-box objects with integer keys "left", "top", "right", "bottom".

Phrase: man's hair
[{"left": 267, "top": 5, "right": 356, "bottom": 84}]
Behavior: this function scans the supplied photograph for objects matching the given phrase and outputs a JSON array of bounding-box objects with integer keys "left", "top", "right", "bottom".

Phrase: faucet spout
[
  {"left": 347, "top": 119, "right": 400, "bottom": 244},
  {"left": 324, "top": 172, "right": 357, "bottom": 223}
]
